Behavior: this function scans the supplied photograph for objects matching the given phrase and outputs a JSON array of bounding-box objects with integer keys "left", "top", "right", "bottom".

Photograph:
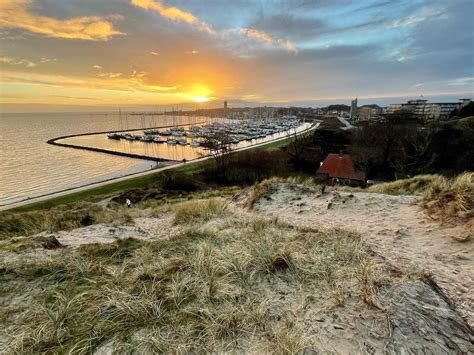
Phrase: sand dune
[{"left": 246, "top": 183, "right": 474, "bottom": 327}]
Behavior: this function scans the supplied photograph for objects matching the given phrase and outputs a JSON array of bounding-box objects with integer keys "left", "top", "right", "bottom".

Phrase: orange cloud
[
  {"left": 239, "top": 28, "right": 297, "bottom": 53},
  {"left": 131, "top": 0, "right": 215, "bottom": 34},
  {"left": 284, "top": 40, "right": 298, "bottom": 54},
  {"left": 0, "top": 69, "right": 182, "bottom": 95},
  {"left": 0, "top": 55, "right": 36, "bottom": 68},
  {"left": 241, "top": 28, "right": 274, "bottom": 43},
  {"left": 0, "top": 0, "right": 124, "bottom": 41},
  {"left": 97, "top": 72, "right": 123, "bottom": 79}
]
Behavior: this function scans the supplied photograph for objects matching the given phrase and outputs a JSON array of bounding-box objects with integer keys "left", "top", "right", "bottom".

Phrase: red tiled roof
[{"left": 317, "top": 154, "right": 365, "bottom": 181}]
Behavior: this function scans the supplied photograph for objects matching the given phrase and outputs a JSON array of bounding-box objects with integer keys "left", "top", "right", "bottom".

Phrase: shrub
[{"left": 162, "top": 172, "right": 198, "bottom": 192}]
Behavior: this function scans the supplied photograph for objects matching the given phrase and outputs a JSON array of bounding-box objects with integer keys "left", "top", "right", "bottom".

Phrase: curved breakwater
[
  {"left": 55, "top": 120, "right": 311, "bottom": 163},
  {"left": 46, "top": 121, "right": 206, "bottom": 163}
]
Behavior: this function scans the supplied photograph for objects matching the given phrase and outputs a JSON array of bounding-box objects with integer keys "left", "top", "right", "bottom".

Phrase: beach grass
[{"left": 1, "top": 203, "right": 402, "bottom": 353}]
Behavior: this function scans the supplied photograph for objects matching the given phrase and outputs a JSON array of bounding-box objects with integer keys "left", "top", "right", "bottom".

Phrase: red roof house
[{"left": 317, "top": 154, "right": 366, "bottom": 186}]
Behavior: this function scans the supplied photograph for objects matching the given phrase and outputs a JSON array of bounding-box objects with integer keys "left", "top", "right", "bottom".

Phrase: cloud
[
  {"left": 0, "top": 55, "right": 36, "bottom": 68},
  {"left": 0, "top": 69, "right": 183, "bottom": 95},
  {"left": 242, "top": 28, "right": 273, "bottom": 43},
  {"left": 447, "top": 77, "right": 474, "bottom": 86},
  {"left": 131, "top": 0, "right": 296, "bottom": 53},
  {"left": 0, "top": 0, "right": 124, "bottom": 41},
  {"left": 284, "top": 41, "right": 297, "bottom": 54},
  {"left": 39, "top": 57, "right": 58, "bottom": 64},
  {"left": 390, "top": 5, "right": 447, "bottom": 28},
  {"left": 150, "top": 51, "right": 159, "bottom": 55},
  {"left": 131, "top": 0, "right": 215, "bottom": 34},
  {"left": 97, "top": 72, "right": 123, "bottom": 79},
  {"left": 237, "top": 28, "right": 297, "bottom": 53},
  {"left": 249, "top": 13, "right": 325, "bottom": 41},
  {"left": 93, "top": 65, "right": 103, "bottom": 70}
]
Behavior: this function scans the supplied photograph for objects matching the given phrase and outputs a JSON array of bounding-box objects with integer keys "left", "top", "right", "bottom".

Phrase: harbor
[{"left": 55, "top": 116, "right": 310, "bottom": 162}]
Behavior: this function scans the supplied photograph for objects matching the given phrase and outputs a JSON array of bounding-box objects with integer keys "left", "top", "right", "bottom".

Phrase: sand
[
  {"left": 1, "top": 184, "right": 473, "bottom": 353},
  {"left": 245, "top": 183, "right": 474, "bottom": 327}
]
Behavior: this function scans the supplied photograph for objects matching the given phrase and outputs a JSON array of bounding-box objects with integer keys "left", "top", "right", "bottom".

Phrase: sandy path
[{"left": 247, "top": 184, "right": 474, "bottom": 327}]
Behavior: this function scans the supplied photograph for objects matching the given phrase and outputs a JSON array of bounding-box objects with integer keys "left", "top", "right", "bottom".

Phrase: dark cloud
[{"left": 249, "top": 13, "right": 325, "bottom": 41}]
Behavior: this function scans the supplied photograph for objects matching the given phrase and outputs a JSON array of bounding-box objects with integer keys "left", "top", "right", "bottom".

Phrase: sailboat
[{"left": 107, "top": 109, "right": 123, "bottom": 140}]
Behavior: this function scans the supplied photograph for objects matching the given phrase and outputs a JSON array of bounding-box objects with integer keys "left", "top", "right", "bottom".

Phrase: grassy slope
[
  {"left": 10, "top": 134, "right": 294, "bottom": 213},
  {"left": 1, "top": 199, "right": 407, "bottom": 353}
]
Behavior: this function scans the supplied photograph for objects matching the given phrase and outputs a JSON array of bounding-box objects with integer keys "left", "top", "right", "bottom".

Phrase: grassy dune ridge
[
  {"left": 368, "top": 172, "right": 473, "bottom": 219},
  {"left": 1, "top": 199, "right": 410, "bottom": 353}
]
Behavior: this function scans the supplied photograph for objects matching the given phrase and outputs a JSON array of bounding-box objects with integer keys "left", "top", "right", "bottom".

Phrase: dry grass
[
  {"left": 367, "top": 173, "right": 473, "bottom": 220},
  {"left": 0, "top": 202, "right": 135, "bottom": 239},
  {"left": 0, "top": 187, "right": 239, "bottom": 240},
  {"left": 423, "top": 172, "right": 473, "bottom": 218},
  {"left": 1, "top": 203, "right": 407, "bottom": 353},
  {"left": 245, "top": 177, "right": 318, "bottom": 210},
  {"left": 367, "top": 175, "right": 441, "bottom": 195},
  {"left": 173, "top": 198, "right": 230, "bottom": 224},
  {"left": 245, "top": 180, "right": 274, "bottom": 210}
]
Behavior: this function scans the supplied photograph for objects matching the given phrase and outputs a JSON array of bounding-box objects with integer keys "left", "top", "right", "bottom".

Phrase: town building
[
  {"left": 317, "top": 153, "right": 366, "bottom": 187},
  {"left": 387, "top": 98, "right": 471, "bottom": 120},
  {"left": 357, "top": 105, "right": 383, "bottom": 121},
  {"left": 349, "top": 98, "right": 358, "bottom": 120},
  {"left": 224, "top": 101, "right": 228, "bottom": 109}
]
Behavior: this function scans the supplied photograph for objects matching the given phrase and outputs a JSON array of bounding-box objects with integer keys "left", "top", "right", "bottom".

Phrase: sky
[{"left": 0, "top": 0, "right": 473, "bottom": 112}]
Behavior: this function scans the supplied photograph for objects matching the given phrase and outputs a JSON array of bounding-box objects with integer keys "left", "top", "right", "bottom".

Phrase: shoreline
[{"left": 0, "top": 122, "right": 319, "bottom": 211}]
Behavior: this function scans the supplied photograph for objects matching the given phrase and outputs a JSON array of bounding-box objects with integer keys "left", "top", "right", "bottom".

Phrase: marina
[{"left": 57, "top": 116, "right": 309, "bottom": 162}]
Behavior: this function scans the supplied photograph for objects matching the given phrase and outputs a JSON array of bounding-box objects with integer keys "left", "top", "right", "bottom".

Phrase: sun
[
  {"left": 191, "top": 95, "right": 209, "bottom": 103},
  {"left": 188, "top": 84, "right": 212, "bottom": 103}
]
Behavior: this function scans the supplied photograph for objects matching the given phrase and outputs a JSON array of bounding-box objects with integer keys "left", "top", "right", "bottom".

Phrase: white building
[{"left": 387, "top": 98, "right": 471, "bottom": 120}]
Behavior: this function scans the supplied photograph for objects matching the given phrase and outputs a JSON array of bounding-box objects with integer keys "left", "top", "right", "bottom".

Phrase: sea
[{"left": 0, "top": 112, "right": 202, "bottom": 206}]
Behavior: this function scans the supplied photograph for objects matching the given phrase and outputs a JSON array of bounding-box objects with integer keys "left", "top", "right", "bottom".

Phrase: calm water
[
  {"left": 0, "top": 112, "right": 201, "bottom": 205},
  {"left": 0, "top": 112, "right": 310, "bottom": 206}
]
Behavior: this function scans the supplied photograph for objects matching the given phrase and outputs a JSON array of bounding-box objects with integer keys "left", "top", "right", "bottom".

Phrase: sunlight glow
[{"left": 191, "top": 95, "right": 209, "bottom": 103}]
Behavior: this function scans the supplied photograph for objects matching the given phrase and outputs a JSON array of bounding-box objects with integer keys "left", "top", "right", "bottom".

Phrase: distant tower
[
  {"left": 224, "top": 101, "right": 228, "bottom": 109},
  {"left": 350, "top": 98, "right": 358, "bottom": 121}
]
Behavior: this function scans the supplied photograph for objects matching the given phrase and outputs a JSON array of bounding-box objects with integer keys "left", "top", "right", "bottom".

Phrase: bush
[{"left": 162, "top": 172, "right": 198, "bottom": 192}]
